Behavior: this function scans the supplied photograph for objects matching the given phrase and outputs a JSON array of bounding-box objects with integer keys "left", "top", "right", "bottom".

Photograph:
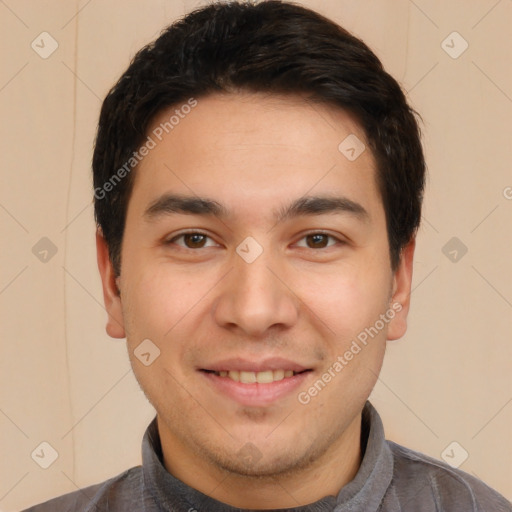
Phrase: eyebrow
[{"left": 143, "top": 193, "right": 369, "bottom": 223}]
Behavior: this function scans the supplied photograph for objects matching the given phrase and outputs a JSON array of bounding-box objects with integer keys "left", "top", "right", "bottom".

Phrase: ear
[
  {"left": 387, "top": 237, "right": 415, "bottom": 341},
  {"left": 96, "top": 229, "right": 126, "bottom": 339}
]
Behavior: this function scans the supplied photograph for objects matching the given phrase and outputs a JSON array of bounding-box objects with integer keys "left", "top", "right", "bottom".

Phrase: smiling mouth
[{"left": 201, "top": 369, "right": 311, "bottom": 384}]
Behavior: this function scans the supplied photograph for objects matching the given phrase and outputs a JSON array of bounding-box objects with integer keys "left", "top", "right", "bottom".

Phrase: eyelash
[{"left": 165, "top": 230, "right": 344, "bottom": 250}]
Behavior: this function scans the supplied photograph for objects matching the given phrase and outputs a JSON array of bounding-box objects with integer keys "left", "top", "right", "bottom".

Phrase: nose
[{"left": 212, "top": 248, "right": 299, "bottom": 338}]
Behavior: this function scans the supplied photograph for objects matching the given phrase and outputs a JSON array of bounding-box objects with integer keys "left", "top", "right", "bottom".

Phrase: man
[{"left": 24, "top": 1, "right": 511, "bottom": 510}]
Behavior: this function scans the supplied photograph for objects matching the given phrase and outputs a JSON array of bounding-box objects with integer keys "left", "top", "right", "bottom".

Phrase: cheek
[
  {"left": 123, "top": 262, "right": 198, "bottom": 335},
  {"left": 121, "top": 265, "right": 196, "bottom": 393},
  {"left": 294, "top": 262, "right": 391, "bottom": 342},
  {"left": 121, "top": 260, "right": 224, "bottom": 375}
]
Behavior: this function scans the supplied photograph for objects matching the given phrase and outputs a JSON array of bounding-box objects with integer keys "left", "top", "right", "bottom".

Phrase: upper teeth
[{"left": 216, "top": 370, "right": 295, "bottom": 383}]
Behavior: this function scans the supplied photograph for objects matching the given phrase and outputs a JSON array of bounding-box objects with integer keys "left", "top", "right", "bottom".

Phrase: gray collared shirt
[{"left": 23, "top": 402, "right": 512, "bottom": 511}]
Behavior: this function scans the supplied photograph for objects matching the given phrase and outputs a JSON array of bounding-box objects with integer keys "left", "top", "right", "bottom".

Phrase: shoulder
[
  {"left": 21, "top": 466, "right": 144, "bottom": 512},
  {"left": 388, "top": 441, "right": 512, "bottom": 511}
]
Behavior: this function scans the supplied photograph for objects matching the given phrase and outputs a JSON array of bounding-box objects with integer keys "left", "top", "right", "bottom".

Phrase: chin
[
  {"left": 214, "top": 449, "right": 306, "bottom": 478},
  {"left": 203, "top": 432, "right": 329, "bottom": 480}
]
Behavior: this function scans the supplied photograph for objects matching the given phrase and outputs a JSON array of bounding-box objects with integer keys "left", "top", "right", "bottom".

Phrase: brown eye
[
  {"left": 183, "top": 233, "right": 207, "bottom": 248},
  {"left": 296, "top": 233, "right": 340, "bottom": 250},
  {"left": 305, "top": 234, "right": 330, "bottom": 248},
  {"left": 168, "top": 232, "right": 218, "bottom": 249}
]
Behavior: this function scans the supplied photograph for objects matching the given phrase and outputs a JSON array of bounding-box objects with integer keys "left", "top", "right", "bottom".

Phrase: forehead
[{"left": 129, "top": 92, "right": 382, "bottom": 224}]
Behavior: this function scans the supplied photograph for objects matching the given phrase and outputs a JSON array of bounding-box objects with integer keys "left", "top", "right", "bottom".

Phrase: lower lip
[{"left": 201, "top": 371, "right": 311, "bottom": 407}]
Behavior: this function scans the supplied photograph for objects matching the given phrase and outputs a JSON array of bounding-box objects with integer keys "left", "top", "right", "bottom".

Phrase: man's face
[{"left": 98, "top": 92, "right": 413, "bottom": 479}]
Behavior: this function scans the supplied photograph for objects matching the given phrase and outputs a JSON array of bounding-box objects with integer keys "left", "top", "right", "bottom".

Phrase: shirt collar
[{"left": 141, "top": 401, "right": 393, "bottom": 511}]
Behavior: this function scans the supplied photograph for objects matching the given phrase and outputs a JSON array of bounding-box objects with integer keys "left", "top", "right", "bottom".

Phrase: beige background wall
[{"left": 1, "top": 0, "right": 511, "bottom": 510}]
